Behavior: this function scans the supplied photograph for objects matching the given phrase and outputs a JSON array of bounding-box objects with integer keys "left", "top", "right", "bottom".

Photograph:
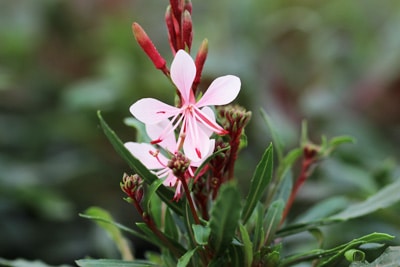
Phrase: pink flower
[
  {"left": 130, "top": 49, "right": 241, "bottom": 162},
  {"left": 125, "top": 121, "right": 215, "bottom": 200}
]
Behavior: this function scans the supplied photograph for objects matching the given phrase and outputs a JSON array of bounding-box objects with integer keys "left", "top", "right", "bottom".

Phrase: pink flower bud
[{"left": 132, "top": 22, "right": 167, "bottom": 71}]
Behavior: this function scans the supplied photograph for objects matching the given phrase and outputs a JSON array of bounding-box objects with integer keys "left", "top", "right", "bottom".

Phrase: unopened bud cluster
[
  {"left": 167, "top": 152, "right": 191, "bottom": 178},
  {"left": 120, "top": 173, "right": 144, "bottom": 203},
  {"left": 218, "top": 105, "right": 252, "bottom": 135}
]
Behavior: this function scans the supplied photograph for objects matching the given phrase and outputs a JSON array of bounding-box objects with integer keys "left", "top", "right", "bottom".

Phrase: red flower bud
[
  {"left": 184, "top": 0, "right": 192, "bottom": 14},
  {"left": 132, "top": 22, "right": 167, "bottom": 71},
  {"left": 182, "top": 10, "right": 193, "bottom": 51},
  {"left": 193, "top": 38, "right": 208, "bottom": 92},
  {"left": 165, "top": 6, "right": 177, "bottom": 54},
  {"left": 169, "top": 0, "right": 182, "bottom": 23}
]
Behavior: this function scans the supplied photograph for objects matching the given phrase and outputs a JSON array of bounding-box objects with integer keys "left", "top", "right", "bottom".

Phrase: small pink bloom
[
  {"left": 130, "top": 50, "right": 240, "bottom": 161},
  {"left": 125, "top": 121, "right": 215, "bottom": 200}
]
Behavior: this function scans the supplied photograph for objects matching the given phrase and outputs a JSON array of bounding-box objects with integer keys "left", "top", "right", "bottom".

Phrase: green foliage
[
  {"left": 89, "top": 112, "right": 400, "bottom": 266},
  {"left": 241, "top": 143, "right": 273, "bottom": 224},
  {"left": 209, "top": 183, "right": 242, "bottom": 257},
  {"left": 83, "top": 207, "right": 133, "bottom": 260}
]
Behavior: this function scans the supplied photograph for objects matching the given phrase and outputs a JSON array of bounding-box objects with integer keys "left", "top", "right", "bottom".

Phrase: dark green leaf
[
  {"left": 241, "top": 143, "right": 273, "bottom": 224},
  {"left": 227, "top": 244, "right": 245, "bottom": 267},
  {"left": 330, "top": 179, "right": 400, "bottom": 221},
  {"left": 239, "top": 224, "right": 253, "bottom": 267},
  {"left": 177, "top": 247, "right": 198, "bottom": 267},
  {"left": 295, "top": 196, "right": 348, "bottom": 223},
  {"left": 164, "top": 207, "right": 179, "bottom": 240},
  {"left": 209, "top": 183, "right": 242, "bottom": 257},
  {"left": 264, "top": 199, "right": 284, "bottom": 246},
  {"left": 76, "top": 259, "right": 158, "bottom": 267},
  {"left": 97, "top": 111, "right": 183, "bottom": 215}
]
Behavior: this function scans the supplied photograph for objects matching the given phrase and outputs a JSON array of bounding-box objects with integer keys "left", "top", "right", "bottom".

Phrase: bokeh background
[{"left": 1, "top": 0, "right": 399, "bottom": 265}]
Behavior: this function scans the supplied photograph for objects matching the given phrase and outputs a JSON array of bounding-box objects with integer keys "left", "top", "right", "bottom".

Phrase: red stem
[{"left": 280, "top": 149, "right": 317, "bottom": 224}]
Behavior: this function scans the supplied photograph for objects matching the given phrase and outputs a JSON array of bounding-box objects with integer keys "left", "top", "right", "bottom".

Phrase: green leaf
[
  {"left": 76, "top": 259, "right": 158, "bottom": 267},
  {"left": 164, "top": 207, "right": 179, "bottom": 240},
  {"left": 239, "top": 224, "right": 253, "bottom": 267},
  {"left": 177, "top": 247, "right": 198, "bottom": 267},
  {"left": 253, "top": 203, "right": 266, "bottom": 251},
  {"left": 79, "top": 212, "right": 151, "bottom": 243},
  {"left": 241, "top": 143, "right": 273, "bottom": 224},
  {"left": 144, "top": 178, "right": 164, "bottom": 215},
  {"left": 280, "top": 232, "right": 394, "bottom": 267},
  {"left": 345, "top": 249, "right": 365, "bottom": 262},
  {"left": 264, "top": 199, "right": 284, "bottom": 246},
  {"left": 209, "top": 183, "right": 242, "bottom": 257},
  {"left": 330, "top": 179, "right": 400, "bottom": 220},
  {"left": 349, "top": 246, "right": 400, "bottom": 267},
  {"left": 124, "top": 117, "right": 151, "bottom": 143},
  {"left": 83, "top": 207, "right": 133, "bottom": 260},
  {"left": 295, "top": 196, "right": 348, "bottom": 223},
  {"left": 0, "top": 258, "right": 72, "bottom": 267},
  {"left": 329, "top": 135, "right": 356, "bottom": 148},
  {"left": 97, "top": 111, "right": 183, "bottom": 216},
  {"left": 227, "top": 244, "right": 246, "bottom": 267},
  {"left": 192, "top": 224, "right": 211, "bottom": 246}
]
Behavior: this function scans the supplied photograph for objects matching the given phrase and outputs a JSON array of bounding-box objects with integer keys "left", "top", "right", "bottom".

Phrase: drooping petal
[
  {"left": 124, "top": 142, "right": 168, "bottom": 170},
  {"left": 170, "top": 50, "right": 196, "bottom": 104},
  {"left": 130, "top": 98, "right": 179, "bottom": 124},
  {"left": 196, "top": 75, "right": 241, "bottom": 107}
]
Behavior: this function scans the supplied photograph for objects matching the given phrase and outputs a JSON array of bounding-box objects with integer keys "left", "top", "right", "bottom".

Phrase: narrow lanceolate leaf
[
  {"left": 97, "top": 111, "right": 183, "bottom": 216},
  {"left": 76, "top": 259, "right": 158, "bottom": 267},
  {"left": 263, "top": 199, "right": 284, "bottom": 246},
  {"left": 239, "top": 224, "right": 253, "bottom": 267},
  {"left": 329, "top": 179, "right": 400, "bottom": 221},
  {"left": 241, "top": 143, "right": 273, "bottom": 224},
  {"left": 84, "top": 207, "right": 133, "bottom": 260},
  {"left": 209, "top": 183, "right": 242, "bottom": 257},
  {"left": 177, "top": 247, "right": 198, "bottom": 267}
]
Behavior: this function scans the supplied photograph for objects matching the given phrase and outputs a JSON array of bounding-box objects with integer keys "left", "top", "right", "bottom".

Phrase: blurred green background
[{"left": 1, "top": 0, "right": 399, "bottom": 265}]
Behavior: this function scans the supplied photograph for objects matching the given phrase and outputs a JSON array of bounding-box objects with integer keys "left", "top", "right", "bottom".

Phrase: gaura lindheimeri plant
[{"left": 77, "top": 1, "right": 400, "bottom": 267}]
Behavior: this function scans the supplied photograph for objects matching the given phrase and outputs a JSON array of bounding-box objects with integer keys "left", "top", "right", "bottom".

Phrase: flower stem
[
  {"left": 180, "top": 177, "right": 201, "bottom": 225},
  {"left": 280, "top": 147, "right": 318, "bottom": 224}
]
